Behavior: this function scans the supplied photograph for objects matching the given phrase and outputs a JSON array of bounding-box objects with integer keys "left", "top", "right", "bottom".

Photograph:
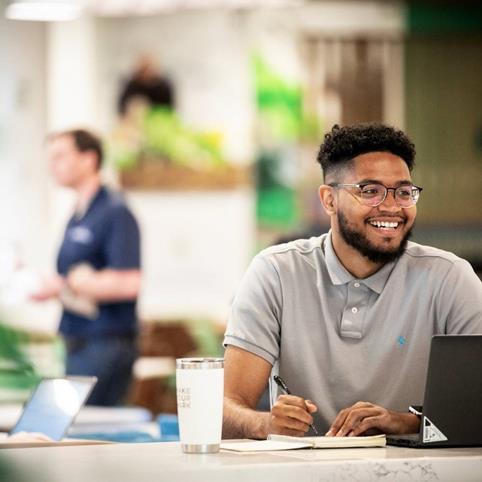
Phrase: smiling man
[
  {"left": 324, "top": 149, "right": 418, "bottom": 279},
  {"left": 223, "top": 123, "right": 482, "bottom": 439}
]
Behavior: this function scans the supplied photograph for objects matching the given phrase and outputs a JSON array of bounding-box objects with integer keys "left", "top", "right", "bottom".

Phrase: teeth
[{"left": 370, "top": 221, "right": 399, "bottom": 229}]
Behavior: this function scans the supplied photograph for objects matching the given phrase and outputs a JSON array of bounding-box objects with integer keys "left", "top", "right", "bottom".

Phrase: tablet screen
[{"left": 10, "top": 377, "right": 97, "bottom": 441}]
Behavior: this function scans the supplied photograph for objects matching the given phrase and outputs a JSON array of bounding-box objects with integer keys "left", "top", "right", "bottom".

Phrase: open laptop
[
  {"left": 387, "top": 335, "right": 482, "bottom": 448},
  {"left": 7, "top": 376, "right": 97, "bottom": 442}
]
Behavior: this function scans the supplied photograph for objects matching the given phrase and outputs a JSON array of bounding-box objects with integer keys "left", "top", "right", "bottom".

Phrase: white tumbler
[{"left": 176, "top": 357, "right": 224, "bottom": 453}]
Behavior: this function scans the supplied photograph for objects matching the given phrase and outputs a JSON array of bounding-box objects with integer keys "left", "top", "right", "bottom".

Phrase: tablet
[{"left": 9, "top": 377, "right": 97, "bottom": 441}]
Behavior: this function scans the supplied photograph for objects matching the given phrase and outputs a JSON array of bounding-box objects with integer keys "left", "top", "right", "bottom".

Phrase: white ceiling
[{"left": 87, "top": 0, "right": 303, "bottom": 17}]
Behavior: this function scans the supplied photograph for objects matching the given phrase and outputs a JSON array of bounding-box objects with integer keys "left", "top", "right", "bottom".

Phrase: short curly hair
[{"left": 317, "top": 123, "right": 416, "bottom": 180}]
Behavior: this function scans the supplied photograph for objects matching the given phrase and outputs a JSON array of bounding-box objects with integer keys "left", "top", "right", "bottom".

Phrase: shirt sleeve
[
  {"left": 438, "top": 259, "right": 482, "bottom": 334},
  {"left": 223, "top": 253, "right": 283, "bottom": 366},
  {"left": 104, "top": 204, "right": 141, "bottom": 270}
]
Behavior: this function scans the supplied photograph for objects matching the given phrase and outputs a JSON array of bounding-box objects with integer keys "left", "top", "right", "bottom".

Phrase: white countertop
[{"left": 1, "top": 441, "right": 481, "bottom": 482}]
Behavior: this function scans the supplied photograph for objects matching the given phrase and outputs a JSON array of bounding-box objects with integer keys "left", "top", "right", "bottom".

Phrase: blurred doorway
[
  {"left": 301, "top": 35, "right": 404, "bottom": 128},
  {"left": 405, "top": 35, "right": 482, "bottom": 273},
  {"left": 296, "top": 35, "right": 405, "bottom": 240}
]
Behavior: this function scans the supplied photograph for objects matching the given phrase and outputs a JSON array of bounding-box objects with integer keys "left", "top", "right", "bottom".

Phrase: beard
[{"left": 338, "top": 211, "right": 412, "bottom": 264}]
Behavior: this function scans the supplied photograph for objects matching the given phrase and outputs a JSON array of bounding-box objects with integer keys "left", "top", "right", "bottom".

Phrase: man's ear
[
  {"left": 82, "top": 150, "right": 98, "bottom": 173},
  {"left": 319, "top": 184, "right": 336, "bottom": 215}
]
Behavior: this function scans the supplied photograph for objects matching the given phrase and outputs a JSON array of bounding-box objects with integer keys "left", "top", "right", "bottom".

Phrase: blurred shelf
[{"left": 119, "top": 158, "right": 252, "bottom": 191}]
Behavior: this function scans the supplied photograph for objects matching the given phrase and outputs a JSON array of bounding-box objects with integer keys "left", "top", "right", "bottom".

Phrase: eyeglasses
[{"left": 328, "top": 182, "right": 423, "bottom": 208}]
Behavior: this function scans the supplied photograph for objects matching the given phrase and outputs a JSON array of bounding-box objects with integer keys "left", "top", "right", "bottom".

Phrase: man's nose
[{"left": 379, "top": 189, "right": 400, "bottom": 211}]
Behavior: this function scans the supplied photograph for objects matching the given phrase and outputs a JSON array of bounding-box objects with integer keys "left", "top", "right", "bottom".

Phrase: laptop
[
  {"left": 7, "top": 376, "right": 97, "bottom": 442},
  {"left": 387, "top": 335, "right": 482, "bottom": 448}
]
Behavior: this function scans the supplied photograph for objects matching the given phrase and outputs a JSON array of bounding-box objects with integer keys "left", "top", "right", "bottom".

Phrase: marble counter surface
[{"left": 1, "top": 440, "right": 481, "bottom": 482}]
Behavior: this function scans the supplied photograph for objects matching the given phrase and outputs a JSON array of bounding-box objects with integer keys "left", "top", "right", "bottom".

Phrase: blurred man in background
[
  {"left": 118, "top": 54, "right": 175, "bottom": 117},
  {"left": 32, "top": 129, "right": 141, "bottom": 406}
]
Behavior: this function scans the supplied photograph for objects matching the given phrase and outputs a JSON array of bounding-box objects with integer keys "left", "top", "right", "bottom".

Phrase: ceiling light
[
  {"left": 90, "top": 0, "right": 302, "bottom": 17},
  {"left": 5, "top": 0, "right": 83, "bottom": 21}
]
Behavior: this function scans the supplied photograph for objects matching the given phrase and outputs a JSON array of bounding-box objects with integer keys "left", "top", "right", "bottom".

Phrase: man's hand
[
  {"left": 30, "top": 274, "right": 64, "bottom": 301},
  {"left": 269, "top": 394, "right": 318, "bottom": 437},
  {"left": 326, "top": 401, "right": 420, "bottom": 437}
]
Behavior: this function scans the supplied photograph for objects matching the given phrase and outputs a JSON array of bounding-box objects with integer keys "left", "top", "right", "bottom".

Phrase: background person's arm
[
  {"left": 29, "top": 267, "right": 141, "bottom": 303},
  {"left": 30, "top": 274, "right": 64, "bottom": 301},
  {"left": 66, "top": 265, "right": 141, "bottom": 302},
  {"left": 223, "top": 346, "right": 317, "bottom": 439}
]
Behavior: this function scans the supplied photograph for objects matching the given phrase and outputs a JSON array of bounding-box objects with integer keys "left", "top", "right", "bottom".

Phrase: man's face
[
  {"left": 331, "top": 152, "right": 417, "bottom": 264},
  {"left": 47, "top": 135, "right": 93, "bottom": 188}
]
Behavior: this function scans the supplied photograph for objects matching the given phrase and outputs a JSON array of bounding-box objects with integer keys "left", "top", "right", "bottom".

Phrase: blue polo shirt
[{"left": 57, "top": 186, "right": 141, "bottom": 339}]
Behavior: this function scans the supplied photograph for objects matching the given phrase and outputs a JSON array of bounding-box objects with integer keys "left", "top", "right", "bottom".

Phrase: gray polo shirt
[{"left": 224, "top": 232, "right": 482, "bottom": 433}]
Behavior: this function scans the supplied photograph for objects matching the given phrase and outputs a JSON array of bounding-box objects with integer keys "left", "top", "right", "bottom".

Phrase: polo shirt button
[
  {"left": 354, "top": 282, "right": 360, "bottom": 288},
  {"left": 351, "top": 307, "right": 358, "bottom": 314}
]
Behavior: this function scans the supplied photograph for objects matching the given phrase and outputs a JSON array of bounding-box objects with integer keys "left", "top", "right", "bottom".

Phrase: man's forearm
[
  {"left": 67, "top": 267, "right": 141, "bottom": 302},
  {"left": 223, "top": 397, "right": 270, "bottom": 440}
]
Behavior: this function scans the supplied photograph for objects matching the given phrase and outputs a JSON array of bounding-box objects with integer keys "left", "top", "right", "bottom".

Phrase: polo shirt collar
[
  {"left": 323, "top": 230, "right": 396, "bottom": 294},
  {"left": 73, "top": 185, "right": 106, "bottom": 221}
]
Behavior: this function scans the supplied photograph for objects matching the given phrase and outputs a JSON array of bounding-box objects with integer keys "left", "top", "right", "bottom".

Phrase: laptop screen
[{"left": 10, "top": 377, "right": 97, "bottom": 441}]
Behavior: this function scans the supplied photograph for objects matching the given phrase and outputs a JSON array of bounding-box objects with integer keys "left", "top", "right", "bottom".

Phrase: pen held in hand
[{"left": 273, "top": 375, "right": 318, "bottom": 435}]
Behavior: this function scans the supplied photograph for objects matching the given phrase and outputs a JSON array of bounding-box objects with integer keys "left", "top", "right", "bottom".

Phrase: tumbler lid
[{"left": 176, "top": 357, "right": 224, "bottom": 369}]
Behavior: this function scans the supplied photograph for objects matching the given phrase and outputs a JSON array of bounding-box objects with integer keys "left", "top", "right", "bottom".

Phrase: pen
[{"left": 273, "top": 375, "right": 318, "bottom": 435}]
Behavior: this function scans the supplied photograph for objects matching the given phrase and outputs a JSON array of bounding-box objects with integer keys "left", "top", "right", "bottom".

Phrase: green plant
[
  {"left": 0, "top": 324, "right": 39, "bottom": 394},
  {"left": 109, "top": 107, "right": 226, "bottom": 171}
]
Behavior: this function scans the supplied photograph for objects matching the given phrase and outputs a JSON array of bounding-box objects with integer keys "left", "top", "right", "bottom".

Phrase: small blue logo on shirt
[
  {"left": 398, "top": 335, "right": 406, "bottom": 346},
  {"left": 69, "top": 226, "right": 93, "bottom": 245}
]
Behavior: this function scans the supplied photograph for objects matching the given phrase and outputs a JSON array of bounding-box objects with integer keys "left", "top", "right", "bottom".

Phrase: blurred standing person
[
  {"left": 118, "top": 54, "right": 175, "bottom": 117},
  {"left": 32, "top": 129, "right": 141, "bottom": 406}
]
